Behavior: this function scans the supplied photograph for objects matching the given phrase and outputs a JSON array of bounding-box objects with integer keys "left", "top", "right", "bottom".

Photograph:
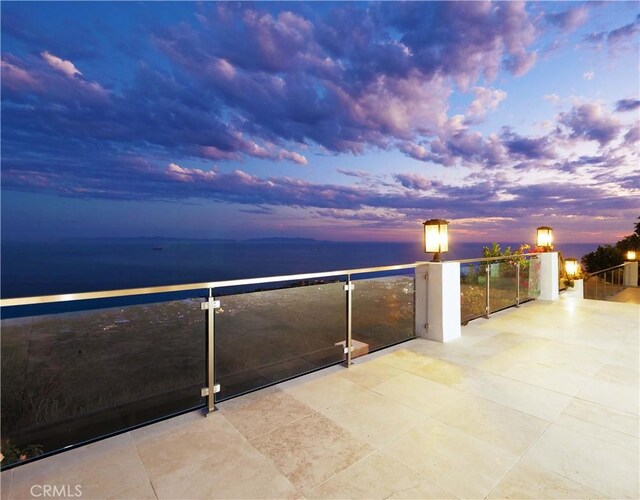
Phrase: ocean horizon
[{"left": 1, "top": 238, "right": 603, "bottom": 299}]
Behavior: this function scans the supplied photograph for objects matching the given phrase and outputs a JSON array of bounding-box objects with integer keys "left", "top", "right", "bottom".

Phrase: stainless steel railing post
[
  {"left": 516, "top": 261, "right": 520, "bottom": 307},
  {"left": 485, "top": 263, "right": 491, "bottom": 318},
  {"left": 345, "top": 274, "right": 353, "bottom": 366},
  {"left": 205, "top": 288, "right": 217, "bottom": 414}
]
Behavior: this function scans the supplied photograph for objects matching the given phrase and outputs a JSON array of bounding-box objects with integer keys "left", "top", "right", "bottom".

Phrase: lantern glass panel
[
  {"left": 565, "top": 259, "right": 578, "bottom": 277},
  {"left": 627, "top": 250, "right": 637, "bottom": 261},
  {"left": 536, "top": 227, "right": 553, "bottom": 248},
  {"left": 424, "top": 224, "right": 446, "bottom": 253}
]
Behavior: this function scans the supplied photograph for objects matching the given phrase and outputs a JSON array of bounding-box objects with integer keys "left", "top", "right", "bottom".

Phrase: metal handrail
[
  {"left": 0, "top": 262, "right": 424, "bottom": 307},
  {"left": 456, "top": 252, "right": 543, "bottom": 264},
  {"left": 584, "top": 263, "right": 626, "bottom": 279}
]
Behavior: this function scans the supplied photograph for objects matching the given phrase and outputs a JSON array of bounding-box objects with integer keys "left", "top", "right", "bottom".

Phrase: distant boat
[{"left": 152, "top": 247, "right": 163, "bottom": 251}]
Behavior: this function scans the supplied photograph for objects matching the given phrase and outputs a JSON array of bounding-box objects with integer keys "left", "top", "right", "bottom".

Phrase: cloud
[
  {"left": 394, "top": 173, "right": 433, "bottom": 191},
  {"left": 583, "top": 71, "right": 594, "bottom": 81},
  {"left": 502, "top": 130, "right": 556, "bottom": 160},
  {"left": 546, "top": 6, "right": 589, "bottom": 33},
  {"left": 466, "top": 87, "right": 507, "bottom": 122},
  {"left": 41, "top": 51, "right": 82, "bottom": 78},
  {"left": 615, "top": 98, "right": 640, "bottom": 112},
  {"left": 558, "top": 102, "right": 622, "bottom": 145},
  {"left": 584, "top": 15, "right": 640, "bottom": 46}
]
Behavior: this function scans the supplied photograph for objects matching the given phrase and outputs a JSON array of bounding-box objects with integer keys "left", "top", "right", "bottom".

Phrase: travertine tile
[
  {"left": 279, "top": 373, "right": 368, "bottom": 411},
  {"left": 305, "top": 451, "right": 455, "bottom": 499},
  {"left": 433, "top": 393, "right": 549, "bottom": 455},
  {"left": 320, "top": 389, "right": 428, "bottom": 448},
  {"left": 1, "top": 470, "right": 12, "bottom": 500},
  {"left": 554, "top": 413, "right": 639, "bottom": 453},
  {"left": 108, "top": 481, "right": 157, "bottom": 499},
  {"left": 337, "top": 358, "right": 404, "bottom": 388},
  {"left": 488, "top": 460, "right": 606, "bottom": 499},
  {"left": 465, "top": 370, "right": 572, "bottom": 421},
  {"left": 501, "top": 361, "right": 590, "bottom": 396},
  {"left": 11, "top": 433, "right": 149, "bottom": 500},
  {"left": 251, "top": 412, "right": 373, "bottom": 493},
  {"left": 382, "top": 419, "right": 519, "bottom": 499},
  {"left": 577, "top": 377, "right": 640, "bottom": 415},
  {"left": 523, "top": 423, "right": 640, "bottom": 498},
  {"left": 219, "top": 386, "right": 315, "bottom": 440},
  {"left": 592, "top": 362, "right": 639, "bottom": 386},
  {"left": 376, "top": 349, "right": 437, "bottom": 373},
  {"left": 371, "top": 372, "right": 463, "bottom": 416},
  {"left": 561, "top": 397, "right": 639, "bottom": 438},
  {"left": 132, "top": 411, "right": 247, "bottom": 479},
  {"left": 152, "top": 440, "right": 299, "bottom": 499},
  {"left": 411, "top": 358, "right": 479, "bottom": 390}
]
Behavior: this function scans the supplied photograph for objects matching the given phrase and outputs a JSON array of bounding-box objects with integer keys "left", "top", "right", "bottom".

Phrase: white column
[
  {"left": 539, "top": 252, "right": 559, "bottom": 301},
  {"left": 568, "top": 278, "right": 584, "bottom": 299},
  {"left": 624, "top": 261, "right": 639, "bottom": 287},
  {"left": 415, "top": 261, "right": 461, "bottom": 343}
]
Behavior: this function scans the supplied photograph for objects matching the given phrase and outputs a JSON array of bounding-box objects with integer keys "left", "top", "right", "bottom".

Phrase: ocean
[{"left": 1, "top": 238, "right": 601, "bottom": 299}]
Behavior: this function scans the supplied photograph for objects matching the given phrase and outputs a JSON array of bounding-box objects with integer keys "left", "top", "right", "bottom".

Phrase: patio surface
[{"left": 1, "top": 295, "right": 639, "bottom": 499}]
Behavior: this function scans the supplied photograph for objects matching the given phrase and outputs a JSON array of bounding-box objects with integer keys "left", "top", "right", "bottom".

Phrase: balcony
[{"left": 1, "top": 292, "right": 638, "bottom": 499}]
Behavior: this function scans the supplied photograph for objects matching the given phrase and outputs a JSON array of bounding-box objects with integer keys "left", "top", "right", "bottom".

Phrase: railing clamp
[
  {"left": 201, "top": 384, "right": 220, "bottom": 397},
  {"left": 201, "top": 300, "right": 221, "bottom": 310},
  {"left": 344, "top": 283, "right": 354, "bottom": 291}
]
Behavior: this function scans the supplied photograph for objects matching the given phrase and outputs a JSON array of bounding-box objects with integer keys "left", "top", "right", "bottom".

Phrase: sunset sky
[{"left": 1, "top": 1, "right": 639, "bottom": 244}]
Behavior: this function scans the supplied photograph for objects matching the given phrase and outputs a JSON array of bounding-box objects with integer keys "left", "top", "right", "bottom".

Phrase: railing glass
[
  {"left": 489, "top": 261, "right": 518, "bottom": 313},
  {"left": 1, "top": 297, "right": 206, "bottom": 468},
  {"left": 460, "top": 262, "right": 487, "bottom": 323},
  {"left": 214, "top": 280, "right": 345, "bottom": 400},
  {"left": 584, "top": 265, "right": 626, "bottom": 300},
  {"left": 521, "top": 256, "right": 541, "bottom": 299},
  {"left": 460, "top": 255, "right": 540, "bottom": 323},
  {"left": 352, "top": 272, "right": 415, "bottom": 356}
]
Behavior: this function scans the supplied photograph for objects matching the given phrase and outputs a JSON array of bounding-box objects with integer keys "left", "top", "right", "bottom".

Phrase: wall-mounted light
[
  {"left": 564, "top": 258, "right": 579, "bottom": 278},
  {"left": 536, "top": 226, "right": 553, "bottom": 251},
  {"left": 423, "top": 219, "right": 449, "bottom": 262},
  {"left": 627, "top": 250, "right": 637, "bottom": 261}
]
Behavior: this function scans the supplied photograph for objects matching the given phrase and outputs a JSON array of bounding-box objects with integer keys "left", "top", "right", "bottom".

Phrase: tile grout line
[{"left": 124, "top": 431, "right": 159, "bottom": 500}]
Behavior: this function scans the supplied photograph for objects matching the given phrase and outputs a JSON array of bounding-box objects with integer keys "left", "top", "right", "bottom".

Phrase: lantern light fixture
[
  {"left": 423, "top": 219, "right": 449, "bottom": 262},
  {"left": 627, "top": 250, "right": 637, "bottom": 261},
  {"left": 536, "top": 226, "right": 553, "bottom": 251},
  {"left": 564, "top": 258, "right": 579, "bottom": 278}
]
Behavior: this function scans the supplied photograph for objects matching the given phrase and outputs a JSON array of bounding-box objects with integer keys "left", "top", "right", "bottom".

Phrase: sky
[{"left": 1, "top": 1, "right": 639, "bottom": 245}]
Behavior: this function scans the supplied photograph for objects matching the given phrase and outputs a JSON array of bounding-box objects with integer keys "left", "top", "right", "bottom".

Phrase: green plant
[{"left": 582, "top": 216, "right": 639, "bottom": 273}]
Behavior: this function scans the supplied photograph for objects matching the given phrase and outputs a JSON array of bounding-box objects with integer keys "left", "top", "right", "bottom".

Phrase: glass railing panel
[
  {"left": 351, "top": 273, "right": 415, "bottom": 353},
  {"left": 460, "top": 262, "right": 487, "bottom": 323},
  {"left": 520, "top": 257, "right": 541, "bottom": 300},
  {"left": 1, "top": 297, "right": 206, "bottom": 469},
  {"left": 214, "top": 281, "right": 345, "bottom": 400},
  {"left": 489, "top": 261, "right": 518, "bottom": 313}
]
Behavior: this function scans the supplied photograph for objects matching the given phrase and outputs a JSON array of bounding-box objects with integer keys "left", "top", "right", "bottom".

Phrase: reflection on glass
[
  {"left": 521, "top": 257, "right": 541, "bottom": 299},
  {"left": 460, "top": 263, "right": 487, "bottom": 323},
  {"left": 214, "top": 282, "right": 345, "bottom": 400},
  {"left": 1, "top": 299, "right": 205, "bottom": 469},
  {"left": 489, "top": 261, "right": 518, "bottom": 313},
  {"left": 352, "top": 275, "right": 415, "bottom": 353}
]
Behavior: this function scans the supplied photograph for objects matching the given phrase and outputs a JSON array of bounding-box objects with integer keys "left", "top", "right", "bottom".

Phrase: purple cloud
[
  {"left": 546, "top": 6, "right": 588, "bottom": 33},
  {"left": 584, "top": 15, "right": 640, "bottom": 45},
  {"left": 558, "top": 103, "right": 622, "bottom": 145},
  {"left": 615, "top": 98, "right": 640, "bottom": 112}
]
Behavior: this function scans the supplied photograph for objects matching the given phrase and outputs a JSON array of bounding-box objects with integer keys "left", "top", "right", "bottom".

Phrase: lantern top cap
[
  {"left": 423, "top": 219, "right": 449, "bottom": 226},
  {"left": 537, "top": 226, "right": 553, "bottom": 231}
]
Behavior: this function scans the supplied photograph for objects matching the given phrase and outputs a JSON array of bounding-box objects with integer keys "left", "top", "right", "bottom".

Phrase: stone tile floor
[{"left": 2, "top": 295, "right": 638, "bottom": 499}]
